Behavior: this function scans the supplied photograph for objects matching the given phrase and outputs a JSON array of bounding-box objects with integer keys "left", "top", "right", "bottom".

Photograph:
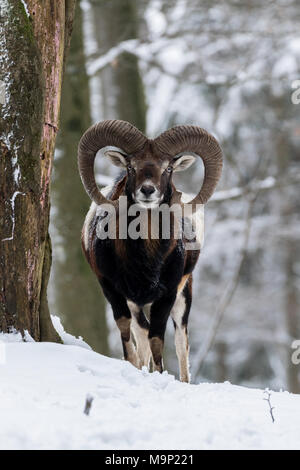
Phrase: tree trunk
[
  {"left": 51, "top": 2, "right": 109, "bottom": 354},
  {"left": 0, "top": 0, "right": 76, "bottom": 341},
  {"left": 91, "top": 0, "right": 146, "bottom": 132},
  {"left": 276, "top": 131, "right": 300, "bottom": 393}
]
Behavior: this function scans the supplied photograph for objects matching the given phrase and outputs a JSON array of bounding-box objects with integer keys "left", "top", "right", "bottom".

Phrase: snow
[
  {"left": 20, "top": 0, "right": 30, "bottom": 18},
  {"left": 272, "top": 54, "right": 298, "bottom": 78},
  {"left": 0, "top": 328, "right": 33, "bottom": 343},
  {"left": 0, "top": 79, "right": 5, "bottom": 104},
  {"left": 144, "top": 0, "right": 167, "bottom": 40},
  {"left": 1, "top": 324, "right": 300, "bottom": 450},
  {"left": 87, "top": 40, "right": 140, "bottom": 76},
  {"left": 11, "top": 155, "right": 20, "bottom": 185},
  {"left": 51, "top": 315, "right": 92, "bottom": 350},
  {"left": 1, "top": 191, "right": 25, "bottom": 242}
]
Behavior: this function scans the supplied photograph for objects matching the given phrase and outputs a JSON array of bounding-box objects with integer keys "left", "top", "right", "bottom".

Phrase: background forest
[{"left": 49, "top": 0, "right": 300, "bottom": 393}]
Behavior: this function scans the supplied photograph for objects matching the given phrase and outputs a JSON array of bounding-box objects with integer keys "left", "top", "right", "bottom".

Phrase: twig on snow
[
  {"left": 263, "top": 389, "right": 275, "bottom": 423},
  {"left": 83, "top": 394, "right": 94, "bottom": 416}
]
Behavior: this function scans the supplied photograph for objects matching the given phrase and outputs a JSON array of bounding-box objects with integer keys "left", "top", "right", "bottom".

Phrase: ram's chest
[
  {"left": 94, "top": 236, "right": 170, "bottom": 304},
  {"left": 82, "top": 199, "right": 189, "bottom": 305}
]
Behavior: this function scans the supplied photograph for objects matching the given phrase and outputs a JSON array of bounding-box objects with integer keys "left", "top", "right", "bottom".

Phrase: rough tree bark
[{"left": 0, "top": 0, "right": 76, "bottom": 341}]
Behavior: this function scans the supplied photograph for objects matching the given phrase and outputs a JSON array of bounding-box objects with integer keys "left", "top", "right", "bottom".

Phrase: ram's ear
[
  {"left": 173, "top": 154, "right": 196, "bottom": 172},
  {"left": 104, "top": 150, "right": 128, "bottom": 167}
]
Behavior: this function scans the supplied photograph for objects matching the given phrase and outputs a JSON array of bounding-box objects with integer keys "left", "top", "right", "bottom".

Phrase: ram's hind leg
[
  {"left": 127, "top": 301, "right": 151, "bottom": 369},
  {"left": 100, "top": 279, "right": 139, "bottom": 368},
  {"left": 171, "top": 278, "right": 192, "bottom": 383}
]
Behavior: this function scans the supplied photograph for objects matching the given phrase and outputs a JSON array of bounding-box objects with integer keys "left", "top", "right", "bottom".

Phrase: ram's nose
[{"left": 140, "top": 185, "right": 156, "bottom": 198}]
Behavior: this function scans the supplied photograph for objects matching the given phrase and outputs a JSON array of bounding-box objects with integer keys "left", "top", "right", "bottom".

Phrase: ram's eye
[
  {"left": 166, "top": 166, "right": 172, "bottom": 173},
  {"left": 127, "top": 164, "right": 132, "bottom": 171}
]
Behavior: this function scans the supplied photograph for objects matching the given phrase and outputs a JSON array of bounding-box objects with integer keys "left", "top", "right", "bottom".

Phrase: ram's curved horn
[
  {"left": 78, "top": 120, "right": 148, "bottom": 205},
  {"left": 154, "top": 126, "right": 223, "bottom": 205}
]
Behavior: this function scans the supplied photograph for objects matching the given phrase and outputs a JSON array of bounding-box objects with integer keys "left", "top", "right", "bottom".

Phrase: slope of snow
[{"left": 1, "top": 339, "right": 300, "bottom": 450}]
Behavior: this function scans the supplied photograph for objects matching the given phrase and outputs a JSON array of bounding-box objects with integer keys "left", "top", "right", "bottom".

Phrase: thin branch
[
  {"left": 95, "top": 172, "right": 300, "bottom": 202},
  {"left": 87, "top": 39, "right": 140, "bottom": 76},
  {"left": 88, "top": 42, "right": 297, "bottom": 87},
  {"left": 211, "top": 172, "right": 300, "bottom": 203},
  {"left": 192, "top": 191, "right": 258, "bottom": 379},
  {"left": 83, "top": 394, "right": 94, "bottom": 416},
  {"left": 263, "top": 390, "right": 275, "bottom": 423}
]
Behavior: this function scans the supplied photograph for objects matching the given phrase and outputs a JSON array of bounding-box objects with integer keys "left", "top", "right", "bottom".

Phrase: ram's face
[
  {"left": 126, "top": 157, "right": 172, "bottom": 209},
  {"left": 105, "top": 150, "right": 196, "bottom": 209}
]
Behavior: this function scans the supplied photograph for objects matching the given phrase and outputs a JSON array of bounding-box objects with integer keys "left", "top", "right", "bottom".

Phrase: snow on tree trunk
[{"left": 0, "top": 0, "right": 76, "bottom": 340}]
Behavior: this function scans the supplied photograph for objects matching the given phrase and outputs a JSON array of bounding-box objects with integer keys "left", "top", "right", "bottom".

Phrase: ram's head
[{"left": 78, "top": 120, "right": 223, "bottom": 209}]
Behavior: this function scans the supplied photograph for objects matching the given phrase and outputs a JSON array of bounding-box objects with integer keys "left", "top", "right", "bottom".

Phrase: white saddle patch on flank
[
  {"left": 83, "top": 185, "right": 113, "bottom": 250},
  {"left": 180, "top": 192, "right": 205, "bottom": 249}
]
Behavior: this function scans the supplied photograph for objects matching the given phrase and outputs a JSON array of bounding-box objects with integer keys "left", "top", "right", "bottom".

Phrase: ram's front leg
[
  {"left": 100, "top": 279, "right": 139, "bottom": 368},
  {"left": 127, "top": 301, "right": 152, "bottom": 369},
  {"left": 149, "top": 291, "right": 177, "bottom": 373}
]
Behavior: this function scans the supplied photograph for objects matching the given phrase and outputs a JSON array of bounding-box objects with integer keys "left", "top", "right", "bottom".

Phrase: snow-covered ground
[{"left": 1, "top": 319, "right": 300, "bottom": 450}]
